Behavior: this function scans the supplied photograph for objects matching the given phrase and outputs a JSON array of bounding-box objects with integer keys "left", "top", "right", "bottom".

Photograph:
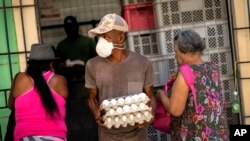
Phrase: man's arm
[{"left": 87, "top": 88, "right": 104, "bottom": 126}]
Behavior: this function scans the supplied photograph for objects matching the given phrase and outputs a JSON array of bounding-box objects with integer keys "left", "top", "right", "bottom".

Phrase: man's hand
[
  {"left": 95, "top": 110, "right": 105, "bottom": 127},
  {"left": 137, "top": 121, "right": 150, "bottom": 128}
]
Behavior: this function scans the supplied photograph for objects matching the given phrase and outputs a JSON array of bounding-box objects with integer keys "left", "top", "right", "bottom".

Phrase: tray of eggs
[{"left": 100, "top": 93, "right": 153, "bottom": 129}]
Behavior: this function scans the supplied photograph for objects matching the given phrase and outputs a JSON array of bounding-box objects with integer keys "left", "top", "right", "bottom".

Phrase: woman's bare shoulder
[
  {"left": 13, "top": 72, "right": 33, "bottom": 97},
  {"left": 50, "top": 73, "right": 68, "bottom": 99},
  {"left": 15, "top": 72, "right": 32, "bottom": 85},
  {"left": 51, "top": 74, "right": 67, "bottom": 84}
]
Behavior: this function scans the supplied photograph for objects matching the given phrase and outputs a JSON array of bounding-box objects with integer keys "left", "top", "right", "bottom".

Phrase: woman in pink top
[{"left": 8, "top": 43, "right": 68, "bottom": 141}]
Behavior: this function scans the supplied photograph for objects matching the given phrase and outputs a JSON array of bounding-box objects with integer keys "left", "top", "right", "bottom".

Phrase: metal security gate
[{"left": 0, "top": 0, "right": 39, "bottom": 140}]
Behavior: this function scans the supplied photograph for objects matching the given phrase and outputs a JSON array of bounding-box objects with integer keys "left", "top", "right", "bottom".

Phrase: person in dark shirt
[
  {"left": 56, "top": 16, "right": 98, "bottom": 141},
  {"left": 57, "top": 16, "right": 96, "bottom": 64}
]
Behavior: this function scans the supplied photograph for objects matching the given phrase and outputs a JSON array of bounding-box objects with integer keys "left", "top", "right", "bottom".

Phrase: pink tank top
[{"left": 14, "top": 71, "right": 67, "bottom": 141}]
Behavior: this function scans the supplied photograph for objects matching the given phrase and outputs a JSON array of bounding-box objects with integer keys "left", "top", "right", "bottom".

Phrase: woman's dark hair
[
  {"left": 174, "top": 30, "right": 205, "bottom": 54},
  {"left": 26, "top": 60, "right": 59, "bottom": 119}
]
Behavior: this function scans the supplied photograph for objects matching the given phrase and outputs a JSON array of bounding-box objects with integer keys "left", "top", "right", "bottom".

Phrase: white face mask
[{"left": 96, "top": 37, "right": 125, "bottom": 58}]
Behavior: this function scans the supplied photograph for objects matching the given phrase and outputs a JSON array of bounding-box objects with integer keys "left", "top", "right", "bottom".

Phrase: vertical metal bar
[
  {"left": 0, "top": 122, "right": 2, "bottom": 141},
  {"left": 248, "top": 0, "right": 250, "bottom": 30},
  {"left": 4, "top": 90, "right": 8, "bottom": 108},
  {"left": 34, "top": 0, "right": 42, "bottom": 43},
  {"left": 19, "top": 0, "right": 28, "bottom": 61},
  {"left": 226, "top": 0, "right": 244, "bottom": 124},
  {"left": 226, "top": 0, "right": 237, "bottom": 64},
  {"left": 3, "top": 0, "right": 14, "bottom": 80}
]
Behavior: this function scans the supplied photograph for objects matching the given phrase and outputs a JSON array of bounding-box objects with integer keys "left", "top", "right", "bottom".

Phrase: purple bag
[{"left": 153, "top": 65, "right": 198, "bottom": 133}]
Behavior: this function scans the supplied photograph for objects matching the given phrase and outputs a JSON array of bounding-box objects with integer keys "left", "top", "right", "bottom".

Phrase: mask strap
[{"left": 113, "top": 43, "right": 125, "bottom": 50}]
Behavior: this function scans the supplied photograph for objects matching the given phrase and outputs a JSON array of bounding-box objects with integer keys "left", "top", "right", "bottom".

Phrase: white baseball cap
[{"left": 88, "top": 13, "right": 129, "bottom": 37}]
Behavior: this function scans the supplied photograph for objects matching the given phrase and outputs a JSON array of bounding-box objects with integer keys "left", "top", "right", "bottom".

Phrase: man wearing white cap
[{"left": 85, "top": 13, "right": 155, "bottom": 141}]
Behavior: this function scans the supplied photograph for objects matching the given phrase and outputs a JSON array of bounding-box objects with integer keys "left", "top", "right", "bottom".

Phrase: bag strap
[{"left": 179, "top": 65, "right": 199, "bottom": 114}]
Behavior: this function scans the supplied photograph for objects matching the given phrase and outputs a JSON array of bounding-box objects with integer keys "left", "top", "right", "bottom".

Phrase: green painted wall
[{"left": 0, "top": 0, "right": 20, "bottom": 140}]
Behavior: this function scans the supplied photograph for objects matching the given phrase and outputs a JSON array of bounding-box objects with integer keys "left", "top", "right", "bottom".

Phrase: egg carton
[
  {"left": 103, "top": 110, "right": 153, "bottom": 129},
  {"left": 103, "top": 103, "right": 152, "bottom": 117},
  {"left": 100, "top": 93, "right": 150, "bottom": 110}
]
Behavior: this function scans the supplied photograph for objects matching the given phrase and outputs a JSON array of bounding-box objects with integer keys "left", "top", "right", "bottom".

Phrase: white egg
[
  {"left": 129, "top": 122, "right": 135, "bottom": 126},
  {"left": 136, "top": 112, "right": 142, "bottom": 119},
  {"left": 136, "top": 112, "right": 144, "bottom": 124},
  {"left": 114, "top": 116, "right": 120, "bottom": 123},
  {"left": 109, "top": 108, "right": 115, "bottom": 115},
  {"left": 110, "top": 99, "right": 117, "bottom": 106},
  {"left": 132, "top": 95, "right": 139, "bottom": 102},
  {"left": 139, "top": 103, "right": 146, "bottom": 110},
  {"left": 123, "top": 105, "right": 131, "bottom": 113},
  {"left": 116, "top": 107, "right": 123, "bottom": 114},
  {"left": 102, "top": 100, "right": 110, "bottom": 107},
  {"left": 107, "top": 117, "right": 112, "bottom": 122},
  {"left": 121, "top": 123, "right": 127, "bottom": 127},
  {"left": 139, "top": 93, "right": 146, "bottom": 98},
  {"left": 106, "top": 124, "right": 113, "bottom": 129},
  {"left": 104, "top": 117, "right": 114, "bottom": 129},
  {"left": 118, "top": 98, "right": 125, "bottom": 105},
  {"left": 131, "top": 104, "right": 138, "bottom": 111},
  {"left": 143, "top": 111, "right": 149, "bottom": 117},
  {"left": 121, "top": 115, "right": 127, "bottom": 122},
  {"left": 125, "top": 96, "right": 132, "bottom": 104},
  {"left": 143, "top": 111, "right": 153, "bottom": 122},
  {"left": 114, "top": 123, "right": 120, "bottom": 128},
  {"left": 128, "top": 114, "right": 134, "bottom": 121}
]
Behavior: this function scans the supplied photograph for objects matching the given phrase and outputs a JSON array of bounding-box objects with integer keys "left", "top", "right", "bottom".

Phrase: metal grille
[
  {"left": 123, "top": 0, "right": 153, "bottom": 5},
  {"left": 205, "top": 51, "right": 233, "bottom": 76},
  {"left": 208, "top": 37, "right": 217, "bottom": 48},
  {"left": 160, "top": 133, "right": 168, "bottom": 141},
  {"left": 167, "top": 58, "right": 177, "bottom": 75},
  {"left": 152, "top": 61, "right": 161, "bottom": 85},
  {"left": 147, "top": 125, "right": 168, "bottom": 141},
  {"left": 204, "top": 0, "right": 213, "bottom": 8},
  {"left": 161, "top": 2, "right": 170, "bottom": 26},
  {"left": 164, "top": 30, "right": 174, "bottom": 54},
  {"left": 207, "top": 24, "right": 227, "bottom": 49},
  {"left": 127, "top": 0, "right": 235, "bottom": 135},
  {"left": 170, "top": 1, "right": 179, "bottom": 12},
  {"left": 205, "top": 9, "right": 214, "bottom": 20},
  {"left": 154, "top": 0, "right": 227, "bottom": 27},
  {"left": 222, "top": 79, "right": 233, "bottom": 105},
  {"left": 194, "top": 10, "right": 204, "bottom": 22},
  {"left": 150, "top": 57, "right": 173, "bottom": 86},
  {"left": 182, "top": 12, "right": 192, "bottom": 24},
  {"left": 171, "top": 13, "right": 180, "bottom": 24},
  {"left": 128, "top": 32, "right": 160, "bottom": 56},
  {"left": 0, "top": 1, "right": 38, "bottom": 140}
]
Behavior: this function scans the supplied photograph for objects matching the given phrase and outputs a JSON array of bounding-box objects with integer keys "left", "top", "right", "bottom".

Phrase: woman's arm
[
  {"left": 7, "top": 72, "right": 21, "bottom": 110},
  {"left": 158, "top": 72, "right": 189, "bottom": 117}
]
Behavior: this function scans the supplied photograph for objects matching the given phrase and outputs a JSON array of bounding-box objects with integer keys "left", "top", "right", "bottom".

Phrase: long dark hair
[{"left": 26, "top": 60, "right": 59, "bottom": 119}]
